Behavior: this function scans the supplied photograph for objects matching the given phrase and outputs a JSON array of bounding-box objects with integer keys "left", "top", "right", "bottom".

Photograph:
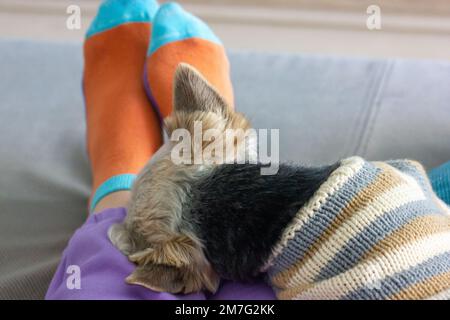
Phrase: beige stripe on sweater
[
  {"left": 390, "top": 271, "right": 450, "bottom": 300},
  {"left": 271, "top": 175, "right": 426, "bottom": 291},
  {"left": 362, "top": 214, "right": 450, "bottom": 261},
  {"left": 290, "top": 231, "right": 450, "bottom": 299}
]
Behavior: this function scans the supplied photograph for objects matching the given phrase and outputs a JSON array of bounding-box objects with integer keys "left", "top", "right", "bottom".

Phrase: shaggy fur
[
  {"left": 189, "top": 162, "right": 339, "bottom": 281},
  {"left": 109, "top": 64, "right": 255, "bottom": 293},
  {"left": 108, "top": 63, "right": 337, "bottom": 294}
]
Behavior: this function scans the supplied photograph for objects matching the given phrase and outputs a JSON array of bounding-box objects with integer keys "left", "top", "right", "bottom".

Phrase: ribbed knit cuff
[{"left": 90, "top": 174, "right": 136, "bottom": 212}]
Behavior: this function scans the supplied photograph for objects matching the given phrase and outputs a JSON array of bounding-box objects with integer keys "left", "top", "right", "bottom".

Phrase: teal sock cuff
[
  {"left": 86, "top": 0, "right": 160, "bottom": 39},
  {"left": 148, "top": 2, "right": 222, "bottom": 55},
  {"left": 90, "top": 174, "right": 137, "bottom": 212}
]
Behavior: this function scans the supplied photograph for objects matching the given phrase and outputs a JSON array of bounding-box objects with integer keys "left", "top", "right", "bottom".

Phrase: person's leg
[
  {"left": 93, "top": 191, "right": 131, "bottom": 214},
  {"left": 84, "top": 0, "right": 162, "bottom": 213},
  {"left": 47, "top": 0, "right": 207, "bottom": 300},
  {"left": 143, "top": 2, "right": 234, "bottom": 118},
  {"left": 48, "top": 1, "right": 273, "bottom": 300}
]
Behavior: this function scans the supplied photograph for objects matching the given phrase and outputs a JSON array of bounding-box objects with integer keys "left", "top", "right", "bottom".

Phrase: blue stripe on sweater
[
  {"left": 314, "top": 199, "right": 439, "bottom": 282},
  {"left": 268, "top": 162, "right": 380, "bottom": 277},
  {"left": 343, "top": 251, "right": 450, "bottom": 300},
  {"left": 386, "top": 160, "right": 436, "bottom": 202}
]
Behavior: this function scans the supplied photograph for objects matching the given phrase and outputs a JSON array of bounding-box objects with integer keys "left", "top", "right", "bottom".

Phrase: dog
[{"left": 109, "top": 63, "right": 450, "bottom": 299}]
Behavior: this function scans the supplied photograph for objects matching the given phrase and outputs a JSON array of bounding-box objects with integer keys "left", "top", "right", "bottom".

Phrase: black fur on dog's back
[{"left": 189, "top": 162, "right": 339, "bottom": 281}]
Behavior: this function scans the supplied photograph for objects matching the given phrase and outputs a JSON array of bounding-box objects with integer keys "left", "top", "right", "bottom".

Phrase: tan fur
[
  {"left": 108, "top": 63, "right": 253, "bottom": 294},
  {"left": 166, "top": 63, "right": 252, "bottom": 165}
]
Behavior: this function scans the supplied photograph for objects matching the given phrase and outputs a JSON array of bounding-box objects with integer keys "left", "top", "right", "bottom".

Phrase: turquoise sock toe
[
  {"left": 86, "top": 0, "right": 160, "bottom": 38},
  {"left": 148, "top": 2, "right": 222, "bottom": 55}
]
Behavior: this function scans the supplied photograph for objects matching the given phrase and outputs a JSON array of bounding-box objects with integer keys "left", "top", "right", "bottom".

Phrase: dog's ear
[
  {"left": 126, "top": 234, "right": 220, "bottom": 294},
  {"left": 126, "top": 264, "right": 190, "bottom": 293},
  {"left": 108, "top": 223, "right": 135, "bottom": 256},
  {"left": 173, "top": 63, "right": 229, "bottom": 115}
]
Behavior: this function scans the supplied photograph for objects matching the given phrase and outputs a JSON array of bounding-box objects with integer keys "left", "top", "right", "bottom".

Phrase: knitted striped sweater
[{"left": 264, "top": 157, "right": 450, "bottom": 300}]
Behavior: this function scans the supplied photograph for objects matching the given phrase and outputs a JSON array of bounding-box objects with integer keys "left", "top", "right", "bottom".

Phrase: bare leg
[{"left": 93, "top": 191, "right": 131, "bottom": 214}]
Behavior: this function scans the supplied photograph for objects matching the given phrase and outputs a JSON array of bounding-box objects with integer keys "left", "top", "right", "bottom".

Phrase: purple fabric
[{"left": 45, "top": 207, "right": 275, "bottom": 300}]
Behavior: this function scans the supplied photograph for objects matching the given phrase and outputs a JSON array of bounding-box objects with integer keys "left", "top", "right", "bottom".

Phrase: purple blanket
[{"left": 46, "top": 208, "right": 275, "bottom": 300}]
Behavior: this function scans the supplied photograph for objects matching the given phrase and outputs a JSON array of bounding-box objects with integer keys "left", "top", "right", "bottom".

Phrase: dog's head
[{"left": 108, "top": 63, "right": 253, "bottom": 294}]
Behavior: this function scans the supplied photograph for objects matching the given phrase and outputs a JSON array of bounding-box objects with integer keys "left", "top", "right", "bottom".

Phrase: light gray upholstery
[{"left": 0, "top": 39, "right": 449, "bottom": 299}]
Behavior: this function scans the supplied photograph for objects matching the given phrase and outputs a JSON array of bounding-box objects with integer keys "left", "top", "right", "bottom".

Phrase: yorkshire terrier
[{"left": 109, "top": 64, "right": 450, "bottom": 300}]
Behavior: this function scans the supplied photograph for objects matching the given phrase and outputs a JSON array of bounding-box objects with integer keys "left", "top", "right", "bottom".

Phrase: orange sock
[
  {"left": 143, "top": 2, "right": 234, "bottom": 119},
  {"left": 84, "top": 0, "right": 161, "bottom": 211}
]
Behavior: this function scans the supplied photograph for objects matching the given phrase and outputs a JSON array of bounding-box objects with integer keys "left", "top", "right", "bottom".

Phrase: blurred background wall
[{"left": 0, "top": 0, "right": 449, "bottom": 60}]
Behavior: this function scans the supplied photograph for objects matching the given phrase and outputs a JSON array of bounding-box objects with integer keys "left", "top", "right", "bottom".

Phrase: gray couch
[{"left": 0, "top": 39, "right": 449, "bottom": 299}]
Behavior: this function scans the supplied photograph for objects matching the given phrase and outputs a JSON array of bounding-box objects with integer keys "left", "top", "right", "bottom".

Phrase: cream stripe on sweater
[
  {"left": 293, "top": 231, "right": 450, "bottom": 299},
  {"left": 265, "top": 157, "right": 450, "bottom": 300},
  {"left": 272, "top": 181, "right": 427, "bottom": 289}
]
